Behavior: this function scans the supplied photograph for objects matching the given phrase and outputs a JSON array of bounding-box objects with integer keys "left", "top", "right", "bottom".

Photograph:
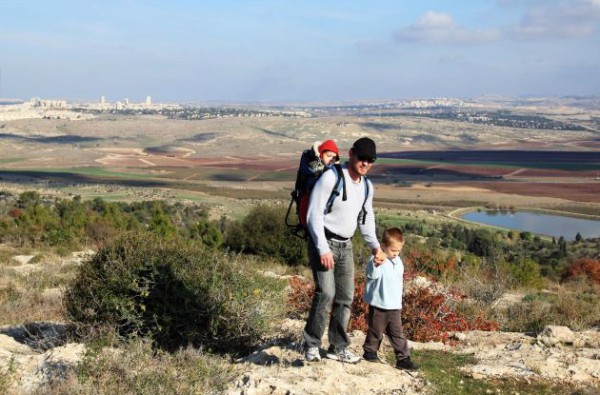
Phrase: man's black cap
[{"left": 351, "top": 137, "right": 376, "bottom": 160}]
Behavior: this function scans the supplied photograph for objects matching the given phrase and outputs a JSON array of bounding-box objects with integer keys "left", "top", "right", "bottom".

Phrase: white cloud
[
  {"left": 394, "top": 11, "right": 501, "bottom": 44},
  {"left": 510, "top": 0, "right": 600, "bottom": 39}
]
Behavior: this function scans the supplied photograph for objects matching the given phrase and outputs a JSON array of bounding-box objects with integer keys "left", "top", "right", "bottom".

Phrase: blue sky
[{"left": 1, "top": 0, "right": 599, "bottom": 102}]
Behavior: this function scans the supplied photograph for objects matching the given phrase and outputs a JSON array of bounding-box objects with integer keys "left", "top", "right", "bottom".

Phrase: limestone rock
[{"left": 537, "top": 325, "right": 575, "bottom": 347}]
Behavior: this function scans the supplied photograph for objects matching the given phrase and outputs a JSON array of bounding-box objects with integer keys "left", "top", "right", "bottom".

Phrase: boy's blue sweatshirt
[{"left": 363, "top": 255, "right": 404, "bottom": 310}]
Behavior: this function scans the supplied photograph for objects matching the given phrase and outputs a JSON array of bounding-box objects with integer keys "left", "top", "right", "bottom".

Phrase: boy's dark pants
[{"left": 363, "top": 305, "right": 410, "bottom": 361}]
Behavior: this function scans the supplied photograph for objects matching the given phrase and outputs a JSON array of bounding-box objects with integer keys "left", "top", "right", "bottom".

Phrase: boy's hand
[{"left": 372, "top": 248, "right": 386, "bottom": 266}]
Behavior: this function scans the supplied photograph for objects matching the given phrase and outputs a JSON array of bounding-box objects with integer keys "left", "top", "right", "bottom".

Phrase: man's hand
[
  {"left": 372, "top": 248, "right": 386, "bottom": 266},
  {"left": 320, "top": 251, "right": 335, "bottom": 270}
]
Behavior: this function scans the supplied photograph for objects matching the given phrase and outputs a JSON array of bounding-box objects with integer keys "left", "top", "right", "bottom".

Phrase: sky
[{"left": 1, "top": 0, "right": 599, "bottom": 102}]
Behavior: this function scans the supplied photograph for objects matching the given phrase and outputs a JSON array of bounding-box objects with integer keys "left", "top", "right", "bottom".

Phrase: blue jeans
[{"left": 303, "top": 237, "right": 355, "bottom": 351}]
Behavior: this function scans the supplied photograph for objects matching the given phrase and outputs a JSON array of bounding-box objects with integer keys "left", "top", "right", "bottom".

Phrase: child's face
[
  {"left": 320, "top": 151, "right": 337, "bottom": 165},
  {"left": 381, "top": 241, "right": 404, "bottom": 260}
]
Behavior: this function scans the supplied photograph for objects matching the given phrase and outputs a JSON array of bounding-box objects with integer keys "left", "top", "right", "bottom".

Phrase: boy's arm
[{"left": 365, "top": 256, "right": 383, "bottom": 279}]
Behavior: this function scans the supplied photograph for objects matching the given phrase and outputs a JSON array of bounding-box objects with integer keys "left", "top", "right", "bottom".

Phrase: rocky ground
[
  {"left": 1, "top": 318, "right": 598, "bottom": 395},
  {"left": 226, "top": 320, "right": 600, "bottom": 395}
]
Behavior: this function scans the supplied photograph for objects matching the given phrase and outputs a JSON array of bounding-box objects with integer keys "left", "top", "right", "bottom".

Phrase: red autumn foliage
[
  {"left": 349, "top": 274, "right": 369, "bottom": 332},
  {"left": 8, "top": 208, "right": 23, "bottom": 218},
  {"left": 402, "top": 246, "right": 459, "bottom": 278},
  {"left": 563, "top": 258, "right": 600, "bottom": 285},
  {"left": 286, "top": 275, "right": 315, "bottom": 319},
  {"left": 401, "top": 285, "right": 497, "bottom": 342}
]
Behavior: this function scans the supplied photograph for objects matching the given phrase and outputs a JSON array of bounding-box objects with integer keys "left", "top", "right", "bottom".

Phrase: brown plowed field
[{"left": 174, "top": 150, "right": 599, "bottom": 203}]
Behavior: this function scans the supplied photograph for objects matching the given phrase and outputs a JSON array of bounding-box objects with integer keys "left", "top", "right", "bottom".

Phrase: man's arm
[
  {"left": 307, "top": 170, "right": 337, "bottom": 258},
  {"left": 358, "top": 178, "right": 381, "bottom": 252}
]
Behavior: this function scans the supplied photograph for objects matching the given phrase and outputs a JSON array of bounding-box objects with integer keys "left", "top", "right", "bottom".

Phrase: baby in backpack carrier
[
  {"left": 303, "top": 140, "right": 339, "bottom": 185},
  {"left": 297, "top": 140, "right": 340, "bottom": 225}
]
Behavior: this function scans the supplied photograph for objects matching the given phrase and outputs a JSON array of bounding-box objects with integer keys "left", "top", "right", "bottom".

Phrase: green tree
[
  {"left": 191, "top": 219, "right": 223, "bottom": 249},
  {"left": 507, "top": 257, "right": 544, "bottom": 289},
  {"left": 148, "top": 202, "right": 177, "bottom": 238}
]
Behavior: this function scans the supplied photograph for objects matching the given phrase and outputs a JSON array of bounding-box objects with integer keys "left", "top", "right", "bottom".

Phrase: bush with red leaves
[{"left": 563, "top": 258, "right": 600, "bottom": 285}]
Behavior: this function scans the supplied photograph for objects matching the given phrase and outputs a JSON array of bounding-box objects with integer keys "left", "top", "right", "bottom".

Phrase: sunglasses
[{"left": 357, "top": 155, "right": 376, "bottom": 164}]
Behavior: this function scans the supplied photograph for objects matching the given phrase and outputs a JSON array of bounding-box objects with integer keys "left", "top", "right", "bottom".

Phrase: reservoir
[{"left": 461, "top": 210, "right": 600, "bottom": 241}]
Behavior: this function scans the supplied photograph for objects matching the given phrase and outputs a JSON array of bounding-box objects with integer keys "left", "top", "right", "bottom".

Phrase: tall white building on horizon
[{"left": 145, "top": 96, "right": 151, "bottom": 105}]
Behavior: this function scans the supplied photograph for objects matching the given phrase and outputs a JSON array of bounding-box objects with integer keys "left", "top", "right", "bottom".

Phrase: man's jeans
[{"left": 303, "top": 237, "right": 354, "bottom": 351}]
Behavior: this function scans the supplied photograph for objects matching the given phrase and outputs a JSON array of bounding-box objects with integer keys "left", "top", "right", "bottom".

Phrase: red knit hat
[{"left": 318, "top": 140, "right": 339, "bottom": 160}]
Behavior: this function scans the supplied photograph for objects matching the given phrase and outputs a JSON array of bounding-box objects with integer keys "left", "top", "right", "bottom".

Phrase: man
[{"left": 303, "top": 137, "right": 385, "bottom": 363}]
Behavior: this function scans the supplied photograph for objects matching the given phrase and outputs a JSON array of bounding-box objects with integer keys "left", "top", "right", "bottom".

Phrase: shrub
[
  {"left": 402, "top": 243, "right": 458, "bottom": 279},
  {"left": 503, "top": 257, "right": 544, "bottom": 289},
  {"left": 286, "top": 276, "right": 314, "bottom": 320},
  {"left": 349, "top": 272, "right": 369, "bottom": 332},
  {"left": 224, "top": 205, "right": 307, "bottom": 266},
  {"left": 401, "top": 281, "right": 498, "bottom": 342},
  {"left": 449, "top": 256, "right": 509, "bottom": 304},
  {"left": 562, "top": 258, "right": 600, "bottom": 285},
  {"left": 65, "top": 232, "right": 286, "bottom": 354}
]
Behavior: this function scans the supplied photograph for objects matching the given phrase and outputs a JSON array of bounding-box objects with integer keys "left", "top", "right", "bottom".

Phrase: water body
[{"left": 461, "top": 210, "right": 600, "bottom": 241}]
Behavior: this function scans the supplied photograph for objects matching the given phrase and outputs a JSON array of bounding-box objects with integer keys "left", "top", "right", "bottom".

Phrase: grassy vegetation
[
  {"left": 493, "top": 281, "right": 600, "bottom": 333},
  {"left": 0, "top": 250, "right": 74, "bottom": 326},
  {"left": 553, "top": 204, "right": 600, "bottom": 217},
  {"left": 0, "top": 158, "right": 24, "bottom": 164},
  {"left": 37, "top": 339, "right": 237, "bottom": 395},
  {"left": 399, "top": 350, "right": 597, "bottom": 395},
  {"left": 7, "top": 167, "right": 156, "bottom": 179}
]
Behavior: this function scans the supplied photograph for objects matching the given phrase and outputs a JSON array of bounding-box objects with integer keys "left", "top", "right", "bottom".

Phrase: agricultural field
[{"left": 0, "top": 98, "right": 599, "bottom": 218}]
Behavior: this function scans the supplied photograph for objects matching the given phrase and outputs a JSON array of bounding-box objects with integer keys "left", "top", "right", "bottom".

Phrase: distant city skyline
[{"left": 1, "top": 1, "right": 599, "bottom": 102}]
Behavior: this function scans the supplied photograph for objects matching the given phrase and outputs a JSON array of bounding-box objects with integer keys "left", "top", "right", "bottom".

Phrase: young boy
[
  {"left": 362, "top": 227, "right": 419, "bottom": 371},
  {"left": 296, "top": 139, "right": 339, "bottom": 225}
]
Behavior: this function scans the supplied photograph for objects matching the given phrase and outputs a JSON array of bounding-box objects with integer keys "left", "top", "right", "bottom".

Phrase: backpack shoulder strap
[
  {"left": 294, "top": 150, "right": 312, "bottom": 194},
  {"left": 359, "top": 176, "right": 370, "bottom": 225},
  {"left": 325, "top": 163, "right": 346, "bottom": 214}
]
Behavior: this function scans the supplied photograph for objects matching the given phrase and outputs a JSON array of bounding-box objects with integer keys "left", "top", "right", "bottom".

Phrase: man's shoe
[
  {"left": 305, "top": 346, "right": 321, "bottom": 362},
  {"left": 326, "top": 347, "right": 361, "bottom": 364},
  {"left": 362, "top": 352, "right": 380, "bottom": 362},
  {"left": 396, "top": 357, "right": 419, "bottom": 371}
]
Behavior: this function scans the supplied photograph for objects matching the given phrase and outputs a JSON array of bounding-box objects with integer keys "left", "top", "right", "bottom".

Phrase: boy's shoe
[
  {"left": 362, "top": 352, "right": 380, "bottom": 362},
  {"left": 305, "top": 346, "right": 321, "bottom": 362},
  {"left": 326, "top": 347, "right": 361, "bottom": 364},
  {"left": 396, "top": 357, "right": 419, "bottom": 371}
]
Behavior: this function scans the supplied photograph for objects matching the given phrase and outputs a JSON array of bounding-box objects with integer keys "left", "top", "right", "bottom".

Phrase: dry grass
[
  {"left": 0, "top": 248, "right": 76, "bottom": 326},
  {"left": 35, "top": 339, "right": 238, "bottom": 395},
  {"left": 493, "top": 279, "right": 600, "bottom": 333}
]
